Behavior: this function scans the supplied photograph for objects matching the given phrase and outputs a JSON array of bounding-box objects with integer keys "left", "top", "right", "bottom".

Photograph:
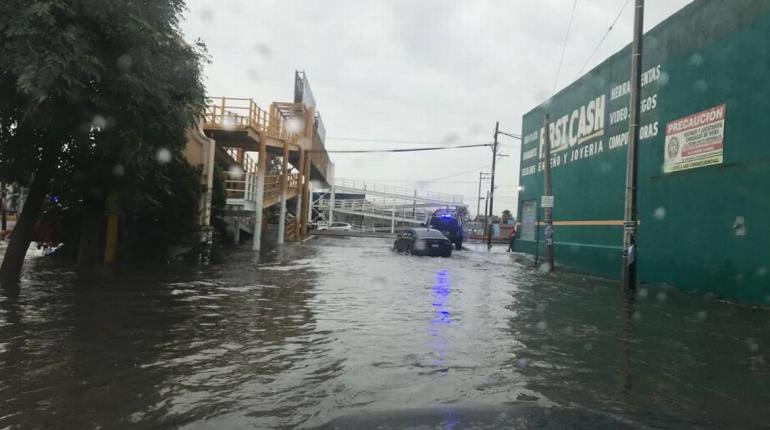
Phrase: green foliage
[
  {"left": 122, "top": 155, "right": 202, "bottom": 260},
  {"left": 0, "top": 0, "right": 210, "bottom": 262}
]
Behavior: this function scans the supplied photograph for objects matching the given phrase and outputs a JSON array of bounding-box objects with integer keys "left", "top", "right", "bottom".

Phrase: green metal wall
[{"left": 516, "top": 0, "right": 770, "bottom": 303}]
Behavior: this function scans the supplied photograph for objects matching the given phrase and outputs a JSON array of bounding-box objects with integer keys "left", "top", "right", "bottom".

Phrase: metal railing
[
  {"left": 225, "top": 173, "right": 299, "bottom": 203},
  {"left": 204, "top": 97, "right": 300, "bottom": 143},
  {"left": 317, "top": 198, "right": 430, "bottom": 224},
  {"left": 334, "top": 178, "right": 464, "bottom": 204}
]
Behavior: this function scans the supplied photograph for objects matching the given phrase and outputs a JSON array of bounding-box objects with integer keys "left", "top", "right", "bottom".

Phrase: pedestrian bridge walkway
[
  {"left": 186, "top": 72, "right": 334, "bottom": 250},
  {"left": 313, "top": 179, "right": 467, "bottom": 233}
]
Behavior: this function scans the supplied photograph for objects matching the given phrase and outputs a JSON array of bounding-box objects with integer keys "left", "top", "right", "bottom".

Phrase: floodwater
[{"left": 0, "top": 237, "right": 768, "bottom": 429}]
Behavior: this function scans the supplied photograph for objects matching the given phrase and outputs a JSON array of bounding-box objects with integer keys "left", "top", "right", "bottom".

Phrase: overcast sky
[{"left": 181, "top": 0, "right": 692, "bottom": 216}]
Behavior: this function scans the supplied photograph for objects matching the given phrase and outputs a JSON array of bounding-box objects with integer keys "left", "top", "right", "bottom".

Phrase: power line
[
  {"left": 325, "top": 143, "right": 491, "bottom": 154},
  {"left": 577, "top": 0, "right": 631, "bottom": 76},
  {"left": 326, "top": 136, "right": 489, "bottom": 146},
  {"left": 553, "top": 0, "right": 579, "bottom": 92}
]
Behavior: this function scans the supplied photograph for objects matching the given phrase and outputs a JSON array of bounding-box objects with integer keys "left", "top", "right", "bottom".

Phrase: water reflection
[{"left": 1, "top": 238, "right": 769, "bottom": 429}]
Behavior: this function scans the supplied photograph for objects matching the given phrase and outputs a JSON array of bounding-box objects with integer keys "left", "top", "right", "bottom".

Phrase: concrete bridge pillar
[
  {"left": 252, "top": 135, "right": 268, "bottom": 252},
  {"left": 277, "top": 140, "right": 289, "bottom": 244}
]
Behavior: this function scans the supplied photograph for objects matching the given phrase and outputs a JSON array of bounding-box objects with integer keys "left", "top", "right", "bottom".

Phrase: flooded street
[{"left": 1, "top": 237, "right": 769, "bottom": 429}]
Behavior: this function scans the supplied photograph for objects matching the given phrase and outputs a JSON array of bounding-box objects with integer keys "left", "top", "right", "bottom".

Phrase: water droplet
[
  {"left": 563, "top": 326, "right": 574, "bottom": 335},
  {"left": 156, "top": 148, "right": 171, "bottom": 164},
  {"left": 246, "top": 69, "right": 260, "bottom": 82},
  {"left": 583, "top": 342, "right": 593, "bottom": 351},
  {"left": 694, "top": 79, "right": 708, "bottom": 92},
  {"left": 659, "top": 71, "right": 670, "bottom": 86},
  {"left": 535, "top": 303, "right": 546, "bottom": 313},
  {"left": 653, "top": 207, "right": 666, "bottom": 221},
  {"left": 286, "top": 118, "right": 304, "bottom": 134},
  {"left": 746, "top": 338, "right": 759, "bottom": 352},
  {"left": 536, "top": 321, "right": 548, "bottom": 331},
  {"left": 689, "top": 53, "right": 704, "bottom": 66},
  {"left": 442, "top": 133, "right": 459, "bottom": 144},
  {"left": 538, "top": 262, "right": 552, "bottom": 273},
  {"left": 656, "top": 291, "right": 667, "bottom": 302},
  {"left": 756, "top": 266, "right": 768, "bottom": 277},
  {"left": 516, "top": 357, "right": 529, "bottom": 368},
  {"left": 632, "top": 311, "right": 642, "bottom": 322},
  {"left": 228, "top": 165, "right": 244, "bottom": 179},
  {"left": 200, "top": 7, "right": 214, "bottom": 22},
  {"left": 112, "top": 164, "right": 124, "bottom": 177},
  {"left": 696, "top": 310, "right": 707, "bottom": 321},
  {"left": 636, "top": 288, "right": 649, "bottom": 300},
  {"left": 252, "top": 43, "right": 272, "bottom": 58},
  {"left": 117, "top": 54, "right": 132, "bottom": 72},
  {"left": 92, "top": 115, "right": 107, "bottom": 130}
]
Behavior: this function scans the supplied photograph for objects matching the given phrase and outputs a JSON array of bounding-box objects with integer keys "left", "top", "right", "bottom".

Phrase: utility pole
[
  {"left": 477, "top": 172, "right": 483, "bottom": 218},
  {"left": 622, "top": 0, "right": 645, "bottom": 291},
  {"left": 487, "top": 122, "right": 499, "bottom": 249},
  {"left": 0, "top": 181, "right": 6, "bottom": 232},
  {"left": 482, "top": 190, "right": 490, "bottom": 243},
  {"left": 543, "top": 114, "right": 554, "bottom": 271}
]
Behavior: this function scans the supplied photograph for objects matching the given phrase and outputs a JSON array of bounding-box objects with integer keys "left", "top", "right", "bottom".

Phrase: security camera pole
[{"left": 622, "top": 0, "right": 645, "bottom": 291}]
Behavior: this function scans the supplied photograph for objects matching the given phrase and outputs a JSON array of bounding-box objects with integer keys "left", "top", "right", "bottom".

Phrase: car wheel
[
  {"left": 406, "top": 245, "right": 412, "bottom": 255},
  {"left": 454, "top": 240, "right": 462, "bottom": 250}
]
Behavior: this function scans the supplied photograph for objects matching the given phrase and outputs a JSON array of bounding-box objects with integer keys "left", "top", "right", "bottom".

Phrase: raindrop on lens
[
  {"left": 286, "top": 118, "right": 304, "bottom": 134},
  {"left": 583, "top": 342, "right": 593, "bottom": 351},
  {"left": 632, "top": 311, "right": 642, "bottom": 322},
  {"left": 637, "top": 288, "right": 649, "bottom": 299},
  {"left": 92, "top": 115, "right": 107, "bottom": 130},
  {"left": 117, "top": 54, "right": 132, "bottom": 71},
  {"left": 536, "top": 321, "right": 547, "bottom": 331},
  {"left": 689, "top": 53, "right": 704, "bottom": 66},
  {"left": 228, "top": 165, "right": 244, "bottom": 179},
  {"left": 757, "top": 267, "right": 768, "bottom": 277},
  {"left": 696, "top": 311, "right": 707, "bottom": 321},
  {"left": 112, "top": 164, "right": 124, "bottom": 177},
  {"left": 536, "top": 303, "right": 546, "bottom": 313},
  {"left": 516, "top": 358, "right": 529, "bottom": 369},
  {"left": 156, "top": 148, "right": 172, "bottom": 164},
  {"left": 653, "top": 207, "right": 666, "bottom": 220},
  {"left": 746, "top": 338, "right": 759, "bottom": 352},
  {"left": 659, "top": 71, "right": 670, "bottom": 86},
  {"left": 694, "top": 79, "right": 708, "bottom": 92},
  {"left": 656, "top": 291, "right": 667, "bottom": 302}
]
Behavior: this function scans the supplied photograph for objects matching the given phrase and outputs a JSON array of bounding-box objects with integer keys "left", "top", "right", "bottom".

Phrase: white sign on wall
[{"left": 664, "top": 104, "right": 726, "bottom": 173}]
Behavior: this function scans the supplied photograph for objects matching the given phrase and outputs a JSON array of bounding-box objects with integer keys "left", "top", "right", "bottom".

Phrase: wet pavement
[{"left": 1, "top": 236, "right": 769, "bottom": 429}]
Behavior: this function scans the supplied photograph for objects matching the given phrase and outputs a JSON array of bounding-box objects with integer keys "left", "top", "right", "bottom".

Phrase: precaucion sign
[
  {"left": 541, "top": 195, "right": 554, "bottom": 208},
  {"left": 664, "top": 104, "right": 726, "bottom": 173}
]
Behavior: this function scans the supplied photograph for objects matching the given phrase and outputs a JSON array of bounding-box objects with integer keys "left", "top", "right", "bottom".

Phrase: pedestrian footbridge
[
  {"left": 312, "top": 179, "right": 466, "bottom": 233},
  {"left": 184, "top": 72, "right": 334, "bottom": 251}
]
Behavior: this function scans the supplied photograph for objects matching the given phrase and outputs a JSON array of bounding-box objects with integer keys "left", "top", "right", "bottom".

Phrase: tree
[{"left": 0, "top": 0, "right": 207, "bottom": 285}]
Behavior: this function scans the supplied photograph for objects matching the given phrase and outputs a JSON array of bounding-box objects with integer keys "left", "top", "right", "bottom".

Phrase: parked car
[
  {"left": 428, "top": 208, "right": 464, "bottom": 250},
  {"left": 393, "top": 228, "right": 453, "bottom": 257},
  {"left": 319, "top": 222, "right": 352, "bottom": 231}
]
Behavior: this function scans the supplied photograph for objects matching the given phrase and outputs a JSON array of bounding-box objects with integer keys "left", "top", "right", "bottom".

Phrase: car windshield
[{"left": 1, "top": 1, "right": 768, "bottom": 429}]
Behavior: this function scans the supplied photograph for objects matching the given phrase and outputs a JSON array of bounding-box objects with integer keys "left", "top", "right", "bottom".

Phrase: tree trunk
[
  {"left": 76, "top": 197, "right": 105, "bottom": 278},
  {"left": 0, "top": 147, "right": 59, "bottom": 287}
]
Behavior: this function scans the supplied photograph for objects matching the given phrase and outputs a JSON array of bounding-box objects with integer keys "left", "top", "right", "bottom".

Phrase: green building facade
[{"left": 515, "top": 0, "right": 770, "bottom": 303}]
